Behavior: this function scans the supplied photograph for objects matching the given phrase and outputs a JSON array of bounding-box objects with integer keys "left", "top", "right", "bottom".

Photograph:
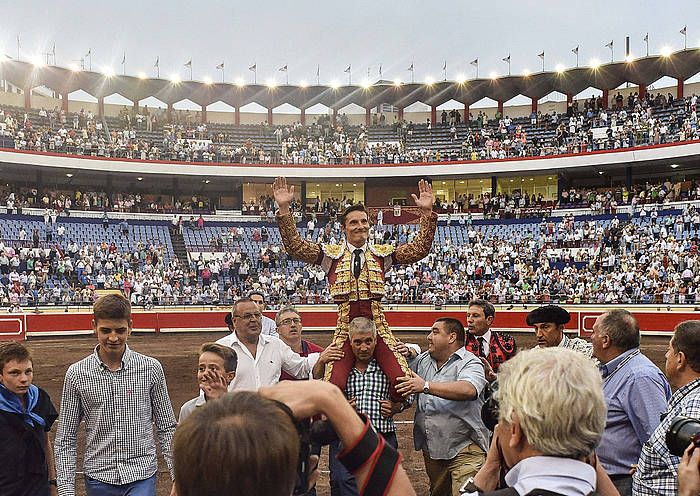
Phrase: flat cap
[{"left": 526, "top": 305, "right": 571, "bottom": 326}]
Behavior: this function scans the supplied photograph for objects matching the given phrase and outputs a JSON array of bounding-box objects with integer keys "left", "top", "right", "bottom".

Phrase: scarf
[{"left": 0, "top": 383, "right": 46, "bottom": 428}]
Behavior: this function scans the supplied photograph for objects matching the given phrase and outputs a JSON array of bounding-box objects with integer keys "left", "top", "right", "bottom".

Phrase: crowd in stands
[
  {"left": 4, "top": 197, "right": 700, "bottom": 308},
  {"left": 560, "top": 179, "right": 700, "bottom": 210},
  {"left": 0, "top": 185, "right": 213, "bottom": 214},
  {"left": 0, "top": 237, "right": 171, "bottom": 310},
  {"left": 1, "top": 92, "right": 697, "bottom": 165}
]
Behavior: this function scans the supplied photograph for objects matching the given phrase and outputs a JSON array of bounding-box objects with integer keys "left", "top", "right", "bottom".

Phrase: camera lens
[
  {"left": 481, "top": 383, "right": 499, "bottom": 432},
  {"left": 665, "top": 416, "right": 700, "bottom": 457}
]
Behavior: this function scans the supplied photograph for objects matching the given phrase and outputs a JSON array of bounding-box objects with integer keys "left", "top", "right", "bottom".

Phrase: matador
[{"left": 273, "top": 177, "right": 437, "bottom": 401}]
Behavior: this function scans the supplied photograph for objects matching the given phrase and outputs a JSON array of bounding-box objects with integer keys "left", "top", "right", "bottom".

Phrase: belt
[{"left": 609, "top": 474, "right": 632, "bottom": 481}]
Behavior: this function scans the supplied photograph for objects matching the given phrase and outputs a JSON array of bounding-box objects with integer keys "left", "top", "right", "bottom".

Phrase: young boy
[
  {"left": 0, "top": 341, "right": 58, "bottom": 496},
  {"left": 54, "top": 293, "right": 177, "bottom": 496},
  {"left": 179, "top": 343, "right": 237, "bottom": 422}
]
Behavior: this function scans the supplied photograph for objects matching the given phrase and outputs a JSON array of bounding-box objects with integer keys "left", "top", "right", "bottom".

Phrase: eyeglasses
[
  {"left": 233, "top": 312, "right": 262, "bottom": 320},
  {"left": 279, "top": 317, "right": 302, "bottom": 326}
]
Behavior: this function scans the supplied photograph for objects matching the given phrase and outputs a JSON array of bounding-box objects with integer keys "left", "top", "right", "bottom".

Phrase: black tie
[
  {"left": 353, "top": 249, "right": 363, "bottom": 279},
  {"left": 478, "top": 337, "right": 487, "bottom": 358}
]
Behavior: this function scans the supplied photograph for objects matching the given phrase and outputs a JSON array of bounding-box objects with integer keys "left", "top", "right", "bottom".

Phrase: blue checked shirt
[
  {"left": 632, "top": 377, "right": 700, "bottom": 496},
  {"left": 346, "top": 359, "right": 410, "bottom": 434},
  {"left": 54, "top": 345, "right": 177, "bottom": 496}
]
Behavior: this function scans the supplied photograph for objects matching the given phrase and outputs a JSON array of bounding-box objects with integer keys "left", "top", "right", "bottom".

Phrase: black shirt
[{"left": 0, "top": 387, "right": 58, "bottom": 496}]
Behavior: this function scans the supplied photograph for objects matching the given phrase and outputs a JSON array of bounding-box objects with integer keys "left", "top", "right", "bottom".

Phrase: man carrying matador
[{"left": 273, "top": 177, "right": 437, "bottom": 401}]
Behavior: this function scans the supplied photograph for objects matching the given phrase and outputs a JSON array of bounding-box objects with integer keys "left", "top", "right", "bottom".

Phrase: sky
[{"left": 3, "top": 1, "right": 698, "bottom": 109}]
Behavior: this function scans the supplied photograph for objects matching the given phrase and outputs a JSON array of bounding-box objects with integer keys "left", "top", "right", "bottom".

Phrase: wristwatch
[
  {"left": 422, "top": 381, "right": 430, "bottom": 394},
  {"left": 459, "top": 477, "right": 482, "bottom": 494}
]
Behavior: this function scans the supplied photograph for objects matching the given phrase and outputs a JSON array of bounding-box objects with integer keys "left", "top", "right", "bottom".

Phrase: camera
[
  {"left": 481, "top": 382, "right": 499, "bottom": 432},
  {"left": 665, "top": 416, "right": 700, "bottom": 457}
]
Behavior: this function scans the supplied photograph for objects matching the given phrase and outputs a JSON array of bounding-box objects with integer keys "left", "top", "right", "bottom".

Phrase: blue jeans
[
  {"left": 329, "top": 431, "right": 398, "bottom": 496},
  {"left": 85, "top": 474, "right": 157, "bottom": 496}
]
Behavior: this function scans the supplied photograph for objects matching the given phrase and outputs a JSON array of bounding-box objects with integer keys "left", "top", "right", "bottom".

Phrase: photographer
[
  {"left": 464, "top": 348, "right": 619, "bottom": 496},
  {"left": 172, "top": 380, "right": 415, "bottom": 496},
  {"left": 633, "top": 320, "right": 700, "bottom": 496}
]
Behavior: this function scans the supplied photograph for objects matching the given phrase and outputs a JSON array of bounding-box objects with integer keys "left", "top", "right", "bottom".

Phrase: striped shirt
[{"left": 54, "top": 345, "right": 177, "bottom": 496}]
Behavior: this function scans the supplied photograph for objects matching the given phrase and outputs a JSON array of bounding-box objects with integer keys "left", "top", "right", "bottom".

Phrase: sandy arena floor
[{"left": 27, "top": 330, "right": 671, "bottom": 495}]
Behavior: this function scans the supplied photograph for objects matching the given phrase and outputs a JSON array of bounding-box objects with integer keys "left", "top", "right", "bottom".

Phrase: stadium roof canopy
[{"left": 2, "top": 49, "right": 699, "bottom": 109}]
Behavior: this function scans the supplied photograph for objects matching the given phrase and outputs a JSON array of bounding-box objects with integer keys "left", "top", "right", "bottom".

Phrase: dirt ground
[{"left": 28, "top": 330, "right": 671, "bottom": 496}]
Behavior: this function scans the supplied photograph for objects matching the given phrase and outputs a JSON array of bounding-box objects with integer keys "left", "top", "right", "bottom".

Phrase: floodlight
[
  {"left": 169, "top": 74, "right": 181, "bottom": 84},
  {"left": 522, "top": 68, "right": 531, "bottom": 77},
  {"left": 299, "top": 79, "right": 309, "bottom": 88},
  {"left": 360, "top": 78, "right": 372, "bottom": 89},
  {"left": 660, "top": 46, "right": 673, "bottom": 57},
  {"left": 555, "top": 64, "right": 565, "bottom": 74},
  {"left": 393, "top": 78, "right": 402, "bottom": 86},
  {"left": 455, "top": 74, "right": 467, "bottom": 84},
  {"left": 330, "top": 79, "right": 340, "bottom": 89},
  {"left": 102, "top": 66, "right": 115, "bottom": 78},
  {"left": 266, "top": 78, "right": 277, "bottom": 88},
  {"left": 424, "top": 76, "right": 435, "bottom": 85},
  {"left": 31, "top": 55, "right": 45, "bottom": 68},
  {"left": 68, "top": 63, "right": 81, "bottom": 72},
  {"left": 488, "top": 72, "right": 497, "bottom": 80},
  {"left": 203, "top": 76, "right": 213, "bottom": 85},
  {"left": 137, "top": 72, "right": 147, "bottom": 79},
  {"left": 234, "top": 77, "right": 245, "bottom": 87},
  {"left": 589, "top": 58, "right": 601, "bottom": 69}
]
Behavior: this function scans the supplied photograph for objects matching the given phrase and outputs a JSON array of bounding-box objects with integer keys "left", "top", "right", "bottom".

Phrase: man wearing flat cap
[{"left": 527, "top": 305, "right": 593, "bottom": 358}]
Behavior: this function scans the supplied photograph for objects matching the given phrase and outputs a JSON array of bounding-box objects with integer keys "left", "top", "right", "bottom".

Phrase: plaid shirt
[
  {"left": 346, "top": 359, "right": 410, "bottom": 434},
  {"left": 54, "top": 345, "right": 177, "bottom": 496},
  {"left": 632, "top": 377, "right": 700, "bottom": 496}
]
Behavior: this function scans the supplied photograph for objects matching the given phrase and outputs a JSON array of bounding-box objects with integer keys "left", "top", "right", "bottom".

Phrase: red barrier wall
[{"left": 1, "top": 307, "right": 696, "bottom": 340}]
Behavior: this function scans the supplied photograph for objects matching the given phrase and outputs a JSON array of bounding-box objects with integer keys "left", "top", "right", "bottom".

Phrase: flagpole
[
  {"left": 645, "top": 34, "right": 649, "bottom": 56},
  {"left": 16, "top": 35, "right": 20, "bottom": 60},
  {"left": 122, "top": 52, "right": 126, "bottom": 75},
  {"left": 443, "top": 60, "right": 447, "bottom": 81}
]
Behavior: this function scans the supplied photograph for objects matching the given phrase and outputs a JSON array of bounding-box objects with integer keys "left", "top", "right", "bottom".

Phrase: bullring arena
[{"left": 2, "top": 2, "right": 700, "bottom": 495}]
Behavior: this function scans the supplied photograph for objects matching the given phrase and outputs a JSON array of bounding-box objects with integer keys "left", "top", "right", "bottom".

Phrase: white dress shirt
[
  {"left": 216, "top": 332, "right": 319, "bottom": 391},
  {"left": 478, "top": 330, "right": 492, "bottom": 357},
  {"left": 261, "top": 315, "right": 278, "bottom": 337}
]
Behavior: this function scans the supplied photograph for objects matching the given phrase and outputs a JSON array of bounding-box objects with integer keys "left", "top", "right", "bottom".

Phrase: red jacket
[{"left": 465, "top": 331, "right": 517, "bottom": 372}]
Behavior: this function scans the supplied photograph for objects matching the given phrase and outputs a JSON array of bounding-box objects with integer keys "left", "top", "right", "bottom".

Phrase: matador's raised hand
[
  {"left": 273, "top": 176, "right": 295, "bottom": 214},
  {"left": 411, "top": 179, "right": 434, "bottom": 214}
]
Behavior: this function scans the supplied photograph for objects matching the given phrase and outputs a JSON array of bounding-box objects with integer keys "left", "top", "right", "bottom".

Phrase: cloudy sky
[
  {"left": 3, "top": 1, "right": 697, "bottom": 110},
  {"left": 6, "top": 1, "right": 697, "bottom": 83}
]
